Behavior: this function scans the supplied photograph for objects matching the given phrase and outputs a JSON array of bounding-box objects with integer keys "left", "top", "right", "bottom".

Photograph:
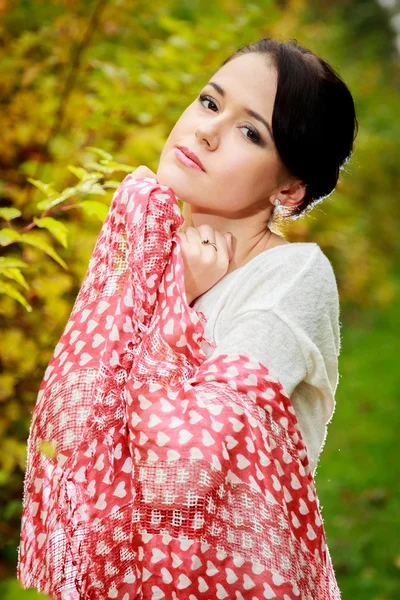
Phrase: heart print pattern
[{"left": 17, "top": 175, "right": 341, "bottom": 599}]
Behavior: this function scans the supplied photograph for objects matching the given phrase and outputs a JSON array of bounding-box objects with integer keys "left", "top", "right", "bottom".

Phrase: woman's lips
[{"left": 174, "top": 148, "right": 204, "bottom": 171}]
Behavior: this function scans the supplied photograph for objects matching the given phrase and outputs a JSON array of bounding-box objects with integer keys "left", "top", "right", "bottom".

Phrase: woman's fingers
[
  {"left": 175, "top": 225, "right": 234, "bottom": 304},
  {"left": 131, "top": 165, "right": 157, "bottom": 179},
  {"left": 197, "top": 226, "right": 230, "bottom": 266}
]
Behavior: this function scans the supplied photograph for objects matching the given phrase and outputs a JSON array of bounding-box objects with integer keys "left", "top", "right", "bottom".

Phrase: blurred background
[{"left": 0, "top": 0, "right": 399, "bottom": 598}]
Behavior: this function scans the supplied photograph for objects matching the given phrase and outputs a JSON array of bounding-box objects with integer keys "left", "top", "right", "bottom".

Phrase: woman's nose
[{"left": 195, "top": 123, "right": 218, "bottom": 150}]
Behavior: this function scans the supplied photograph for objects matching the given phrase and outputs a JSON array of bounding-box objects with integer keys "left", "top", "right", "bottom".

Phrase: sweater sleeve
[
  {"left": 204, "top": 245, "right": 341, "bottom": 475},
  {"left": 204, "top": 309, "right": 308, "bottom": 398}
]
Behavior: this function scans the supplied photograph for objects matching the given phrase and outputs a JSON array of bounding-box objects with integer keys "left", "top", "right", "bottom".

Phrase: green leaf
[
  {"left": 67, "top": 165, "right": 90, "bottom": 180},
  {"left": 20, "top": 232, "right": 68, "bottom": 270},
  {"left": 0, "top": 267, "right": 30, "bottom": 290},
  {"left": 0, "top": 228, "right": 22, "bottom": 246},
  {"left": 68, "top": 166, "right": 104, "bottom": 184},
  {"left": 80, "top": 200, "right": 108, "bottom": 222},
  {"left": 83, "top": 161, "right": 110, "bottom": 174},
  {"left": 0, "top": 257, "right": 28, "bottom": 270},
  {"left": 0, "top": 208, "right": 22, "bottom": 221},
  {"left": 85, "top": 146, "right": 113, "bottom": 160},
  {"left": 100, "top": 159, "right": 134, "bottom": 173},
  {"left": 84, "top": 172, "right": 105, "bottom": 182},
  {"left": 36, "top": 187, "right": 76, "bottom": 211},
  {"left": 85, "top": 183, "right": 107, "bottom": 196},
  {"left": 27, "top": 178, "right": 58, "bottom": 197},
  {"left": 103, "top": 180, "right": 121, "bottom": 189},
  {"left": 0, "top": 280, "right": 32, "bottom": 312},
  {"left": 33, "top": 217, "right": 69, "bottom": 248}
]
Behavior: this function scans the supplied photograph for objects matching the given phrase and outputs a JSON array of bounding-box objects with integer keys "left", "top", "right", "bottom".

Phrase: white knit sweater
[{"left": 191, "top": 242, "right": 341, "bottom": 477}]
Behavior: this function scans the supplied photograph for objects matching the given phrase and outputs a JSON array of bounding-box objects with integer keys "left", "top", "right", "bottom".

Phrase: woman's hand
[
  {"left": 130, "top": 165, "right": 158, "bottom": 180},
  {"left": 176, "top": 226, "right": 234, "bottom": 306},
  {"left": 129, "top": 167, "right": 234, "bottom": 304}
]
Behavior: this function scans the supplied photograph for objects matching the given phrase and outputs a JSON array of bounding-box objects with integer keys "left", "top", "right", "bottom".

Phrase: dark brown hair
[{"left": 217, "top": 38, "right": 359, "bottom": 220}]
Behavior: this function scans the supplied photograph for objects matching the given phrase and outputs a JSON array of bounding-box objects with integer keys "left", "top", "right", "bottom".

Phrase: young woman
[
  {"left": 18, "top": 37, "right": 357, "bottom": 599},
  {"left": 157, "top": 36, "right": 357, "bottom": 479}
]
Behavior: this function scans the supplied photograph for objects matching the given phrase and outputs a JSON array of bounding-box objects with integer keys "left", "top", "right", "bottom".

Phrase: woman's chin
[{"left": 156, "top": 167, "right": 191, "bottom": 203}]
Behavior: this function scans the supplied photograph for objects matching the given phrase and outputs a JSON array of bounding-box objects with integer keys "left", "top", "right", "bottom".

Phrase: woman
[
  {"left": 18, "top": 38, "right": 357, "bottom": 599},
  {"left": 157, "top": 37, "right": 357, "bottom": 478}
]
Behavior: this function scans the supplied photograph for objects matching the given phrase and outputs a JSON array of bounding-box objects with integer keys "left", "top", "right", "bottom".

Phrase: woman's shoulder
[
  {"left": 224, "top": 241, "right": 339, "bottom": 315},
  {"left": 238, "top": 240, "right": 335, "bottom": 282},
  {"left": 278, "top": 241, "right": 337, "bottom": 278}
]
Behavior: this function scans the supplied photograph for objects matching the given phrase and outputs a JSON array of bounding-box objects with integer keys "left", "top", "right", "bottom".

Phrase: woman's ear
[{"left": 278, "top": 180, "right": 307, "bottom": 210}]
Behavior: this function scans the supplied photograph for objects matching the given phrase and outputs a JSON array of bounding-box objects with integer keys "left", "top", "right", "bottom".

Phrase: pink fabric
[{"left": 17, "top": 175, "right": 341, "bottom": 599}]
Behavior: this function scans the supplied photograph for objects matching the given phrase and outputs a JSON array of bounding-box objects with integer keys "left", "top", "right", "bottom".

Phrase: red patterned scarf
[{"left": 17, "top": 175, "right": 341, "bottom": 599}]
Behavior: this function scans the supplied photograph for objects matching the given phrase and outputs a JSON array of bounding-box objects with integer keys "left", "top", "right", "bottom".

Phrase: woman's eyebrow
[{"left": 206, "top": 81, "right": 273, "bottom": 140}]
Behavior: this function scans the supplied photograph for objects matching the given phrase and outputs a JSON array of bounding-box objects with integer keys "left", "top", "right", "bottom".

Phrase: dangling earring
[{"left": 273, "top": 198, "right": 284, "bottom": 214}]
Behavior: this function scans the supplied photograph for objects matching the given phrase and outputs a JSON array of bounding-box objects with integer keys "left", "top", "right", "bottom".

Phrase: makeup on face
[{"left": 175, "top": 147, "right": 205, "bottom": 171}]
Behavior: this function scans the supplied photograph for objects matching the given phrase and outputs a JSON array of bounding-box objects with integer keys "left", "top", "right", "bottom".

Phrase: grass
[{"left": 316, "top": 295, "right": 400, "bottom": 599}]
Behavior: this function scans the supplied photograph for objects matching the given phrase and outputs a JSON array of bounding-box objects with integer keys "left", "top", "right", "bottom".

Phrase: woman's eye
[
  {"left": 240, "top": 126, "right": 261, "bottom": 144},
  {"left": 198, "top": 94, "right": 262, "bottom": 145},
  {"left": 198, "top": 94, "right": 218, "bottom": 111}
]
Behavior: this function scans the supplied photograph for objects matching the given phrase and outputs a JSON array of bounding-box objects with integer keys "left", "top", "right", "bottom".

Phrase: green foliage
[
  {"left": 0, "top": 148, "right": 135, "bottom": 311},
  {"left": 0, "top": 209, "right": 22, "bottom": 221},
  {"left": 0, "top": 229, "right": 22, "bottom": 246},
  {"left": 33, "top": 217, "right": 69, "bottom": 248},
  {"left": 0, "top": 0, "right": 399, "bottom": 597}
]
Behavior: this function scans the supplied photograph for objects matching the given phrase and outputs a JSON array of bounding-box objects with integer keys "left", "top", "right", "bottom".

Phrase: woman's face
[{"left": 156, "top": 52, "right": 285, "bottom": 219}]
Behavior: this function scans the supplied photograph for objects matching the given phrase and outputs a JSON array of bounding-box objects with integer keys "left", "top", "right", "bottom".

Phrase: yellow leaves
[
  {"left": 0, "top": 256, "right": 29, "bottom": 270},
  {"left": 0, "top": 373, "right": 16, "bottom": 403},
  {"left": 99, "top": 160, "right": 134, "bottom": 173},
  {"left": 0, "top": 437, "right": 27, "bottom": 473},
  {"left": 0, "top": 228, "right": 22, "bottom": 246},
  {"left": 33, "top": 216, "right": 69, "bottom": 248},
  {"left": 0, "top": 207, "right": 21, "bottom": 220},
  {"left": 26, "top": 178, "right": 57, "bottom": 198},
  {"left": 32, "top": 271, "right": 73, "bottom": 300},
  {"left": 32, "top": 271, "right": 73, "bottom": 324},
  {"left": 35, "top": 186, "right": 76, "bottom": 211},
  {"left": 0, "top": 153, "right": 125, "bottom": 314},
  {"left": 0, "top": 222, "right": 71, "bottom": 311},
  {"left": 0, "top": 266, "right": 29, "bottom": 290},
  {"left": 0, "top": 280, "right": 32, "bottom": 312},
  {"left": 85, "top": 146, "right": 113, "bottom": 161},
  {"left": 20, "top": 231, "right": 68, "bottom": 270},
  {"left": 103, "top": 180, "right": 121, "bottom": 189},
  {"left": 80, "top": 200, "right": 109, "bottom": 222},
  {"left": 0, "top": 328, "right": 38, "bottom": 375},
  {"left": 82, "top": 160, "right": 133, "bottom": 176},
  {"left": 67, "top": 165, "right": 91, "bottom": 180}
]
